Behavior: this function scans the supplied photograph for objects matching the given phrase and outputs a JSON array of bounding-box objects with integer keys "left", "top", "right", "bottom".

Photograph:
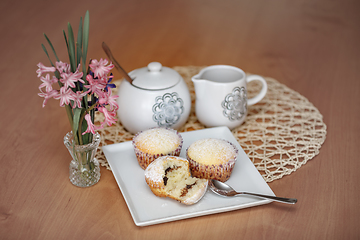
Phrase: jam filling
[
  {"left": 180, "top": 182, "right": 197, "bottom": 197},
  {"left": 163, "top": 176, "right": 168, "bottom": 185},
  {"left": 165, "top": 165, "right": 181, "bottom": 174},
  {"left": 163, "top": 165, "right": 182, "bottom": 186}
]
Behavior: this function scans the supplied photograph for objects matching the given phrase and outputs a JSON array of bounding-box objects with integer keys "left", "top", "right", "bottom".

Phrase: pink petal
[
  {"left": 82, "top": 114, "right": 96, "bottom": 135},
  {"left": 36, "top": 62, "right": 56, "bottom": 77}
]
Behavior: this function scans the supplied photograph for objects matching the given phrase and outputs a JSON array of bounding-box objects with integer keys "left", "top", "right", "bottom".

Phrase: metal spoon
[
  {"left": 102, "top": 42, "right": 133, "bottom": 84},
  {"left": 209, "top": 179, "right": 297, "bottom": 204}
]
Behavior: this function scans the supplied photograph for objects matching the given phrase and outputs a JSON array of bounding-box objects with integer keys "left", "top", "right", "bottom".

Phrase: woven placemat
[{"left": 95, "top": 66, "right": 327, "bottom": 182}]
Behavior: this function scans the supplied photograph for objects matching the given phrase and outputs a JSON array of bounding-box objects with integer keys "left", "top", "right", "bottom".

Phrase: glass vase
[{"left": 64, "top": 131, "right": 101, "bottom": 187}]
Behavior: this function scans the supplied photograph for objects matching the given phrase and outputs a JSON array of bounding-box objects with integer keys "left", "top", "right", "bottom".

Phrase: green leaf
[
  {"left": 41, "top": 44, "right": 60, "bottom": 79},
  {"left": 72, "top": 108, "right": 83, "bottom": 144},
  {"left": 41, "top": 44, "right": 54, "bottom": 67},
  {"left": 73, "top": 107, "right": 82, "bottom": 133},
  {"left": 63, "top": 30, "right": 70, "bottom": 61},
  {"left": 82, "top": 10, "right": 90, "bottom": 75},
  {"left": 90, "top": 95, "right": 95, "bottom": 122},
  {"left": 65, "top": 104, "right": 74, "bottom": 130},
  {"left": 43, "top": 33, "right": 60, "bottom": 62},
  {"left": 76, "top": 43, "right": 83, "bottom": 61},
  {"left": 72, "top": 42, "right": 84, "bottom": 92},
  {"left": 81, "top": 121, "right": 90, "bottom": 144},
  {"left": 76, "top": 17, "right": 83, "bottom": 66},
  {"left": 67, "top": 23, "right": 76, "bottom": 72}
]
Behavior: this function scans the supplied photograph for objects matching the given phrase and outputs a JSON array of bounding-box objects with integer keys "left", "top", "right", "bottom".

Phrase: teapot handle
[{"left": 246, "top": 75, "right": 268, "bottom": 106}]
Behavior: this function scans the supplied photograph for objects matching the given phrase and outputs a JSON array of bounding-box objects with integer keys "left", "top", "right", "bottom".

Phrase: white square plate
[{"left": 103, "top": 126, "right": 274, "bottom": 226}]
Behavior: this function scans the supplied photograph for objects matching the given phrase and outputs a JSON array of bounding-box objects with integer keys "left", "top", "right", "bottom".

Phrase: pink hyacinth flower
[
  {"left": 72, "top": 91, "right": 87, "bottom": 109},
  {"left": 60, "top": 65, "right": 84, "bottom": 89},
  {"left": 39, "top": 74, "right": 58, "bottom": 92},
  {"left": 98, "top": 107, "right": 117, "bottom": 127},
  {"left": 56, "top": 61, "right": 71, "bottom": 74},
  {"left": 54, "top": 87, "right": 75, "bottom": 107},
  {"left": 89, "top": 58, "right": 114, "bottom": 78},
  {"left": 82, "top": 114, "right": 96, "bottom": 135},
  {"left": 38, "top": 89, "right": 58, "bottom": 107},
  {"left": 36, "top": 62, "right": 56, "bottom": 77},
  {"left": 85, "top": 74, "right": 106, "bottom": 97},
  {"left": 98, "top": 89, "right": 119, "bottom": 111}
]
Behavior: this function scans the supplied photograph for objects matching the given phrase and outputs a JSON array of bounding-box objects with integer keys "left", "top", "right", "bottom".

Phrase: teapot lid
[{"left": 130, "top": 62, "right": 181, "bottom": 90}]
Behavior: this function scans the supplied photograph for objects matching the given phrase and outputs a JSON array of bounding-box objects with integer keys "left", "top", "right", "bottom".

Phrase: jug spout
[
  {"left": 191, "top": 74, "right": 211, "bottom": 98},
  {"left": 191, "top": 73, "right": 204, "bottom": 82}
]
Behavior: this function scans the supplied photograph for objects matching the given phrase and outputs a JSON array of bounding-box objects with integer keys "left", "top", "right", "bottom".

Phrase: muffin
[
  {"left": 186, "top": 138, "right": 238, "bottom": 182},
  {"left": 144, "top": 156, "right": 208, "bottom": 205},
  {"left": 132, "top": 127, "right": 183, "bottom": 170}
]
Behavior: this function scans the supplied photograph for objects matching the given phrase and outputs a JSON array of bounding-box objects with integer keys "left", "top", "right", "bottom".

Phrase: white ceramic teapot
[{"left": 116, "top": 62, "right": 191, "bottom": 134}]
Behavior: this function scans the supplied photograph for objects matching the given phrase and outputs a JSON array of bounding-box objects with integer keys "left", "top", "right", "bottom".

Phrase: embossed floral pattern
[
  {"left": 221, "top": 87, "right": 247, "bottom": 121},
  {"left": 152, "top": 92, "right": 184, "bottom": 127}
]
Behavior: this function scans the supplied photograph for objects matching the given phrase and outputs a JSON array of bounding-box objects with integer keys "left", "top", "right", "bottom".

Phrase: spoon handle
[
  {"left": 236, "top": 192, "right": 297, "bottom": 204},
  {"left": 102, "top": 42, "right": 133, "bottom": 84}
]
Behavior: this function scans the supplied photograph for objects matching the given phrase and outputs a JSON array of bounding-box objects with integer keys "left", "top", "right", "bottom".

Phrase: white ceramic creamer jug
[
  {"left": 116, "top": 62, "right": 191, "bottom": 134},
  {"left": 192, "top": 65, "right": 267, "bottom": 129}
]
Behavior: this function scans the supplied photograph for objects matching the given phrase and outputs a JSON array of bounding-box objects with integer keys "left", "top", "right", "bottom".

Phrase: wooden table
[{"left": 1, "top": 0, "right": 359, "bottom": 239}]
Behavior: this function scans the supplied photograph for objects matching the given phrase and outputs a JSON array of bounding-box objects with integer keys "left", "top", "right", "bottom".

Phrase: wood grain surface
[{"left": 1, "top": 0, "right": 359, "bottom": 239}]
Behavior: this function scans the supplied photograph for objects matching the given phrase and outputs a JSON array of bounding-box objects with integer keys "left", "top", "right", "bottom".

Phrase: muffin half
[{"left": 144, "top": 156, "right": 208, "bottom": 205}]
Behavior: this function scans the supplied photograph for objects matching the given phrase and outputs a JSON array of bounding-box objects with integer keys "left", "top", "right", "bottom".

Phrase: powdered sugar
[
  {"left": 144, "top": 156, "right": 166, "bottom": 183},
  {"left": 134, "top": 128, "right": 182, "bottom": 154},
  {"left": 187, "top": 138, "right": 237, "bottom": 165}
]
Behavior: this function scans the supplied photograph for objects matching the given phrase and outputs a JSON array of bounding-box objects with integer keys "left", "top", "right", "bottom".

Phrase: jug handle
[{"left": 246, "top": 75, "right": 268, "bottom": 106}]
